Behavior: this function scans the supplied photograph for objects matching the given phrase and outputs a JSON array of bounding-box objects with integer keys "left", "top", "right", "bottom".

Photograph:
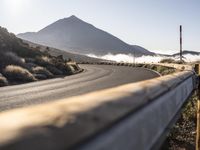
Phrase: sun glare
[{"left": 4, "top": 0, "right": 28, "bottom": 15}]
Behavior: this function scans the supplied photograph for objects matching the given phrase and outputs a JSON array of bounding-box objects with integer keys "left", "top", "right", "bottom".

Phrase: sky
[{"left": 0, "top": 0, "right": 199, "bottom": 54}]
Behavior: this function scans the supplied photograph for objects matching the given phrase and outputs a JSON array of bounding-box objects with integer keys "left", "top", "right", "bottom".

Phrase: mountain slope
[
  {"left": 24, "top": 40, "right": 106, "bottom": 63},
  {"left": 0, "top": 26, "right": 89, "bottom": 87},
  {"left": 173, "top": 50, "right": 200, "bottom": 56},
  {"left": 18, "top": 15, "right": 154, "bottom": 56}
]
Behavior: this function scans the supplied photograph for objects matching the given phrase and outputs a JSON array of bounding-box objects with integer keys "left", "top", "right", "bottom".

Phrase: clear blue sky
[{"left": 0, "top": 0, "right": 199, "bottom": 54}]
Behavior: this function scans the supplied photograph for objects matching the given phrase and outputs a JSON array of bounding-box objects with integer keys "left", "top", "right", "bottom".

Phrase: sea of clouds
[{"left": 87, "top": 53, "right": 200, "bottom": 63}]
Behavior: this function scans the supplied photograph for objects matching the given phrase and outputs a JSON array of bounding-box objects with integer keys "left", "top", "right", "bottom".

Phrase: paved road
[{"left": 0, "top": 65, "right": 160, "bottom": 112}]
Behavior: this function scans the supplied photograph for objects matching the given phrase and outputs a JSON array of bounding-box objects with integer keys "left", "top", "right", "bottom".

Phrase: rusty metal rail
[{"left": 0, "top": 63, "right": 198, "bottom": 150}]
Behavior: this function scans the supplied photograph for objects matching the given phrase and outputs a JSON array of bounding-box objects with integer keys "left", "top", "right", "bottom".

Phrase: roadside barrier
[{"left": 0, "top": 63, "right": 198, "bottom": 150}]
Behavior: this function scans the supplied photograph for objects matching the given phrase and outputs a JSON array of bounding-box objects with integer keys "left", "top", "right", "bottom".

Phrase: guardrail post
[{"left": 195, "top": 64, "right": 200, "bottom": 150}]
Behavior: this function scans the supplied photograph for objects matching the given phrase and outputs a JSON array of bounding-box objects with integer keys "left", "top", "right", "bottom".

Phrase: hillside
[
  {"left": 24, "top": 40, "right": 105, "bottom": 63},
  {"left": 0, "top": 26, "right": 82, "bottom": 87},
  {"left": 18, "top": 15, "right": 154, "bottom": 56},
  {"left": 173, "top": 50, "right": 200, "bottom": 56}
]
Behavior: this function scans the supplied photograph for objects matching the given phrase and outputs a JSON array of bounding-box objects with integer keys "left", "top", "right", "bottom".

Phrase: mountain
[
  {"left": 173, "top": 50, "right": 200, "bottom": 56},
  {"left": 17, "top": 15, "right": 154, "bottom": 56}
]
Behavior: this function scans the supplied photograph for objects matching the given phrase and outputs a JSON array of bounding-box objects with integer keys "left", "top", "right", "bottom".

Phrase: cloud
[{"left": 87, "top": 53, "right": 200, "bottom": 63}]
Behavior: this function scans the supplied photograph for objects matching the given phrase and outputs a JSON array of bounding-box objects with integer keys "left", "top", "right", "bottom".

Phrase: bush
[
  {"left": 35, "top": 56, "right": 53, "bottom": 67},
  {"left": 25, "top": 58, "right": 35, "bottom": 63},
  {"left": 156, "top": 65, "right": 168, "bottom": 73},
  {"left": 33, "top": 74, "right": 48, "bottom": 80},
  {"left": 68, "top": 65, "right": 75, "bottom": 73},
  {"left": 68, "top": 63, "right": 81, "bottom": 72},
  {"left": 55, "top": 63, "right": 74, "bottom": 75},
  {"left": 143, "top": 64, "right": 151, "bottom": 68},
  {"left": 160, "top": 58, "right": 176, "bottom": 63},
  {"left": 25, "top": 63, "right": 38, "bottom": 70},
  {"left": 0, "top": 52, "right": 25, "bottom": 71},
  {"left": 135, "top": 64, "right": 143, "bottom": 67},
  {"left": 0, "top": 73, "right": 8, "bottom": 87},
  {"left": 73, "top": 64, "right": 80, "bottom": 71},
  {"left": 46, "top": 66, "right": 63, "bottom": 75},
  {"left": 3, "top": 65, "right": 36, "bottom": 82},
  {"left": 175, "top": 60, "right": 185, "bottom": 64},
  {"left": 12, "top": 46, "right": 42, "bottom": 58},
  {"left": 31, "top": 66, "right": 53, "bottom": 79}
]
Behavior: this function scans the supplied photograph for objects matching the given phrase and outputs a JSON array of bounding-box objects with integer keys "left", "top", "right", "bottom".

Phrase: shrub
[
  {"left": 33, "top": 74, "right": 48, "bottom": 80},
  {"left": 31, "top": 66, "right": 53, "bottom": 78},
  {"left": 175, "top": 60, "right": 185, "bottom": 64},
  {"left": 46, "top": 66, "right": 63, "bottom": 75},
  {"left": 135, "top": 64, "right": 143, "bottom": 67},
  {"left": 155, "top": 65, "right": 166, "bottom": 72},
  {"left": 25, "top": 58, "right": 35, "bottom": 63},
  {"left": 143, "top": 64, "right": 151, "bottom": 68},
  {"left": 72, "top": 64, "right": 80, "bottom": 71},
  {"left": 116, "top": 63, "right": 120, "bottom": 66},
  {"left": 3, "top": 65, "right": 36, "bottom": 82},
  {"left": 25, "top": 63, "right": 38, "bottom": 70},
  {"left": 160, "top": 58, "right": 176, "bottom": 63},
  {"left": 0, "top": 52, "right": 25, "bottom": 71},
  {"left": 55, "top": 63, "right": 74, "bottom": 75},
  {"left": 68, "top": 63, "right": 81, "bottom": 72},
  {"left": 68, "top": 65, "right": 75, "bottom": 73},
  {"left": 35, "top": 56, "right": 53, "bottom": 67},
  {"left": 0, "top": 73, "right": 8, "bottom": 87},
  {"left": 12, "top": 46, "right": 42, "bottom": 58},
  {"left": 5, "top": 52, "right": 25, "bottom": 63}
]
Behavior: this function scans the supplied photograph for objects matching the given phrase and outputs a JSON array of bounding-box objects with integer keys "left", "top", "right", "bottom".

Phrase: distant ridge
[
  {"left": 172, "top": 50, "right": 200, "bottom": 56},
  {"left": 18, "top": 15, "right": 154, "bottom": 56}
]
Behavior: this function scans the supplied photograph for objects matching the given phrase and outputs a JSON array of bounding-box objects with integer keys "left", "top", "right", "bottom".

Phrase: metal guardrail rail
[{"left": 0, "top": 63, "right": 198, "bottom": 150}]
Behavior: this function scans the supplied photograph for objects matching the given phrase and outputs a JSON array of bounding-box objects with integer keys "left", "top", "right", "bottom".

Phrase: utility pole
[
  {"left": 133, "top": 50, "right": 136, "bottom": 67},
  {"left": 195, "top": 64, "right": 200, "bottom": 150},
  {"left": 180, "top": 25, "right": 183, "bottom": 62}
]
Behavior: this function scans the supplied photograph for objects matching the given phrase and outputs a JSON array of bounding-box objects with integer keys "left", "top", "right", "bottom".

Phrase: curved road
[{"left": 0, "top": 65, "right": 160, "bottom": 112}]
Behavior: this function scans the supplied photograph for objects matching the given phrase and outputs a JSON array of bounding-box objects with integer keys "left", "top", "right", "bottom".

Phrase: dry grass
[
  {"left": 35, "top": 56, "right": 53, "bottom": 67},
  {"left": 161, "top": 93, "right": 197, "bottom": 150},
  {"left": 160, "top": 58, "right": 186, "bottom": 64},
  {"left": 31, "top": 66, "right": 53, "bottom": 78},
  {"left": 140, "top": 64, "right": 176, "bottom": 75},
  {"left": 160, "top": 58, "right": 176, "bottom": 63},
  {"left": 67, "top": 62, "right": 81, "bottom": 72},
  {"left": 0, "top": 73, "right": 8, "bottom": 87},
  {"left": 55, "top": 63, "right": 74, "bottom": 75},
  {"left": 3, "top": 65, "right": 36, "bottom": 83},
  {"left": 41, "top": 56, "right": 51, "bottom": 63}
]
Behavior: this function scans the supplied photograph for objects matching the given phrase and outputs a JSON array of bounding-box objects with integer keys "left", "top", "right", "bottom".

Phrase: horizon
[{"left": 0, "top": 0, "right": 199, "bottom": 54}]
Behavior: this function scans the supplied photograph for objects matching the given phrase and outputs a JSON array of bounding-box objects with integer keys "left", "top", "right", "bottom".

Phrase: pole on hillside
[
  {"left": 195, "top": 64, "right": 200, "bottom": 150},
  {"left": 133, "top": 51, "right": 136, "bottom": 67},
  {"left": 180, "top": 25, "right": 183, "bottom": 62}
]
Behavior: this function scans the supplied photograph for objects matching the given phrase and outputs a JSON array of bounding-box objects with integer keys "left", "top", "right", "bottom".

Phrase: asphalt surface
[{"left": 0, "top": 65, "right": 160, "bottom": 112}]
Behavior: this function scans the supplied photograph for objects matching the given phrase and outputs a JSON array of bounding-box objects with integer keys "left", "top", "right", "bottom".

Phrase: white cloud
[{"left": 87, "top": 53, "right": 200, "bottom": 63}]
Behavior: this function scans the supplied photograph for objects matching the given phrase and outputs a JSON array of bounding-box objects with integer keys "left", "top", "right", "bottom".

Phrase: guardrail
[{"left": 0, "top": 63, "right": 198, "bottom": 150}]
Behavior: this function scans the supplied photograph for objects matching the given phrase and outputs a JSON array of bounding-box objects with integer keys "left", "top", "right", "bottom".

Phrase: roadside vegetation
[
  {"left": 80, "top": 61, "right": 176, "bottom": 75},
  {"left": 160, "top": 58, "right": 186, "bottom": 64},
  {"left": 139, "top": 64, "right": 176, "bottom": 75},
  {"left": 80, "top": 61, "right": 198, "bottom": 150},
  {"left": 142, "top": 61, "right": 197, "bottom": 149},
  {"left": 3, "top": 65, "right": 37, "bottom": 83},
  {"left": 162, "top": 93, "right": 197, "bottom": 150},
  {"left": 0, "top": 26, "right": 82, "bottom": 87}
]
